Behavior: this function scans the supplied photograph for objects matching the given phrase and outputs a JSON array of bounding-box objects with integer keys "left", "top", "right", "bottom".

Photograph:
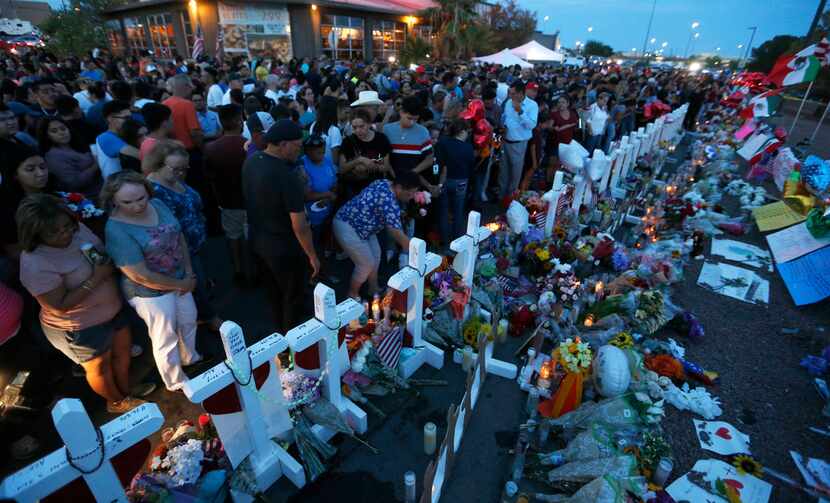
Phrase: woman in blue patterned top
[
  {"left": 142, "top": 140, "right": 222, "bottom": 331},
  {"left": 333, "top": 171, "right": 420, "bottom": 300}
]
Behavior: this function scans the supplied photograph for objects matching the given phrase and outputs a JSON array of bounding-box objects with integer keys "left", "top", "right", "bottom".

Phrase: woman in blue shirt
[
  {"left": 301, "top": 135, "right": 337, "bottom": 251},
  {"left": 333, "top": 171, "right": 420, "bottom": 300},
  {"left": 142, "top": 140, "right": 222, "bottom": 332}
]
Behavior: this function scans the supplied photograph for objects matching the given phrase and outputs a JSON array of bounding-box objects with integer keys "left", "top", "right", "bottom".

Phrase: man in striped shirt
[{"left": 383, "top": 96, "right": 435, "bottom": 192}]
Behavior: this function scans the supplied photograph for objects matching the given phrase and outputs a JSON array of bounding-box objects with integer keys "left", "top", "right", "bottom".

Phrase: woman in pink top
[
  {"left": 139, "top": 102, "right": 173, "bottom": 163},
  {"left": 17, "top": 194, "right": 151, "bottom": 413}
]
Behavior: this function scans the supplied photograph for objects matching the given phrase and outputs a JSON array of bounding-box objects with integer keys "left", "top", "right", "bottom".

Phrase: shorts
[
  {"left": 221, "top": 208, "right": 248, "bottom": 240},
  {"left": 41, "top": 306, "right": 130, "bottom": 364}
]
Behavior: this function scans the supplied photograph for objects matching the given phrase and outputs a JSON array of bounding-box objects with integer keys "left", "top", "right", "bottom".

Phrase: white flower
[{"left": 634, "top": 391, "right": 652, "bottom": 404}]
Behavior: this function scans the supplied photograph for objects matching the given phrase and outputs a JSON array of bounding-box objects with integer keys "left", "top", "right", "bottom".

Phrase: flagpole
[
  {"left": 809, "top": 99, "right": 830, "bottom": 143},
  {"left": 789, "top": 80, "right": 815, "bottom": 136}
]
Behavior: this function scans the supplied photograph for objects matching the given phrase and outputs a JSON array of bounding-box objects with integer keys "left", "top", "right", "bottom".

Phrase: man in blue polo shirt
[{"left": 95, "top": 100, "right": 139, "bottom": 179}]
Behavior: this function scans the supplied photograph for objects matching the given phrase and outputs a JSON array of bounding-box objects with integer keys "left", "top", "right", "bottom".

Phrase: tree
[
  {"left": 41, "top": 0, "right": 123, "bottom": 57},
  {"left": 419, "top": 0, "right": 479, "bottom": 59},
  {"left": 583, "top": 40, "right": 613, "bottom": 58},
  {"left": 487, "top": 0, "right": 536, "bottom": 51},
  {"left": 399, "top": 36, "right": 431, "bottom": 65},
  {"left": 746, "top": 35, "right": 800, "bottom": 72}
]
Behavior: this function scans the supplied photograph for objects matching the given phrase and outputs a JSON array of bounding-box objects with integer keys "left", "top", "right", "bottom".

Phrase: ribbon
[
  {"left": 783, "top": 171, "right": 816, "bottom": 215},
  {"left": 202, "top": 363, "right": 271, "bottom": 415}
]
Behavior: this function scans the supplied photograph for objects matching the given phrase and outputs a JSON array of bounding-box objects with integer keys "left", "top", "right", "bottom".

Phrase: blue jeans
[
  {"left": 586, "top": 134, "right": 604, "bottom": 154},
  {"left": 438, "top": 179, "right": 468, "bottom": 245}
]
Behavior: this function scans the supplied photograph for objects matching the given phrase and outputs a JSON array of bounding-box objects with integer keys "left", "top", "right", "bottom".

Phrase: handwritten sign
[
  {"left": 752, "top": 201, "right": 806, "bottom": 232},
  {"left": 766, "top": 222, "right": 830, "bottom": 264},
  {"left": 777, "top": 246, "right": 830, "bottom": 305}
]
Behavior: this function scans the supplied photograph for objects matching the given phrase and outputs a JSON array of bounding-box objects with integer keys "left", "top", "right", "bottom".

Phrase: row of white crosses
[
  {"left": 450, "top": 211, "right": 518, "bottom": 380},
  {"left": 0, "top": 399, "right": 164, "bottom": 502}
]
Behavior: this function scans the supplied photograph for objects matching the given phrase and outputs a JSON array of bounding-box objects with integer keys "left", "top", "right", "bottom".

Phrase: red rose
[{"left": 198, "top": 413, "right": 212, "bottom": 430}]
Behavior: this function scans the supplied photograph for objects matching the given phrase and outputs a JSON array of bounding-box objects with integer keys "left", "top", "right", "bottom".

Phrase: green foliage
[
  {"left": 583, "top": 40, "right": 614, "bottom": 58},
  {"left": 399, "top": 35, "right": 431, "bottom": 65},
  {"left": 419, "top": 0, "right": 532, "bottom": 59},
  {"left": 486, "top": 0, "right": 536, "bottom": 51},
  {"left": 745, "top": 34, "right": 799, "bottom": 72},
  {"left": 40, "top": 0, "right": 123, "bottom": 57}
]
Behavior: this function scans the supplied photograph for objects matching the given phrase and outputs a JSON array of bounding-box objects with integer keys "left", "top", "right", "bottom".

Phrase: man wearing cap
[
  {"left": 242, "top": 119, "right": 319, "bottom": 333},
  {"left": 499, "top": 80, "right": 538, "bottom": 198}
]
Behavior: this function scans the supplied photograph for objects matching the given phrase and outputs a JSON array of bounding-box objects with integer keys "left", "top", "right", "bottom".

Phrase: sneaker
[
  {"left": 130, "top": 382, "right": 158, "bottom": 398},
  {"left": 107, "top": 396, "right": 146, "bottom": 414},
  {"left": 10, "top": 435, "right": 39, "bottom": 461},
  {"left": 130, "top": 344, "right": 144, "bottom": 358}
]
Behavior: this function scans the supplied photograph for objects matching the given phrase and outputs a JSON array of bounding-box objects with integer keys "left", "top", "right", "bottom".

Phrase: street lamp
[
  {"left": 587, "top": 26, "right": 593, "bottom": 32},
  {"left": 650, "top": 37, "right": 657, "bottom": 44},
  {"left": 661, "top": 41, "right": 668, "bottom": 48},
  {"left": 543, "top": 15, "right": 549, "bottom": 21},
  {"left": 685, "top": 21, "right": 700, "bottom": 58},
  {"left": 691, "top": 21, "right": 700, "bottom": 30}
]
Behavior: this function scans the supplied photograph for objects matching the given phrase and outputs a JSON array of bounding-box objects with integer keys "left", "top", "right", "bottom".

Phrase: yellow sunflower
[
  {"left": 732, "top": 455, "right": 763, "bottom": 478},
  {"left": 610, "top": 331, "right": 634, "bottom": 349},
  {"left": 535, "top": 248, "right": 551, "bottom": 261}
]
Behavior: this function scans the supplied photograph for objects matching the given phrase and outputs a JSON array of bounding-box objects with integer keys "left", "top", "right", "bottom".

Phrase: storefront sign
[{"left": 217, "top": 2, "right": 292, "bottom": 58}]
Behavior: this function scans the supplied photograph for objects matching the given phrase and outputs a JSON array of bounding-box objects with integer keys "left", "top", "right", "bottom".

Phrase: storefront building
[{"left": 102, "top": 0, "right": 433, "bottom": 62}]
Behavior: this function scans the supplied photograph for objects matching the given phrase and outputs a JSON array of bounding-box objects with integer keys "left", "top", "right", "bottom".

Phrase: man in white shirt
[
  {"left": 202, "top": 67, "right": 225, "bottom": 111},
  {"left": 221, "top": 73, "right": 244, "bottom": 105},
  {"left": 264, "top": 74, "right": 281, "bottom": 104},
  {"left": 499, "top": 80, "right": 538, "bottom": 198},
  {"left": 496, "top": 74, "right": 510, "bottom": 107}
]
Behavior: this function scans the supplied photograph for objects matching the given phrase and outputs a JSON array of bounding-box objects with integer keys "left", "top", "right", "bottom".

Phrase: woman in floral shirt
[
  {"left": 102, "top": 171, "right": 202, "bottom": 392},
  {"left": 142, "top": 140, "right": 221, "bottom": 331},
  {"left": 333, "top": 171, "right": 420, "bottom": 299}
]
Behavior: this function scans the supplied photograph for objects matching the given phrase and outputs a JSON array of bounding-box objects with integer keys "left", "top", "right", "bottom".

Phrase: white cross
[
  {"left": 450, "top": 211, "right": 492, "bottom": 291},
  {"left": 571, "top": 173, "right": 587, "bottom": 213},
  {"left": 183, "top": 322, "right": 305, "bottom": 493},
  {"left": 387, "top": 237, "right": 444, "bottom": 378},
  {"left": 598, "top": 148, "right": 618, "bottom": 194},
  {"left": 286, "top": 283, "right": 367, "bottom": 435},
  {"left": 541, "top": 171, "right": 565, "bottom": 238},
  {"left": 0, "top": 399, "right": 163, "bottom": 502}
]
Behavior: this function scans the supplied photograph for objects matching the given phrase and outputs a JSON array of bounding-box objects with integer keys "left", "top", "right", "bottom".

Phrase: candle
[
  {"left": 486, "top": 222, "right": 500, "bottom": 233},
  {"left": 372, "top": 294, "right": 381, "bottom": 322},
  {"left": 652, "top": 457, "right": 673, "bottom": 487},
  {"left": 594, "top": 281, "right": 604, "bottom": 301},
  {"left": 537, "top": 361, "right": 552, "bottom": 390},
  {"left": 404, "top": 471, "right": 416, "bottom": 503},
  {"left": 497, "top": 319, "right": 508, "bottom": 342},
  {"left": 423, "top": 422, "right": 437, "bottom": 455},
  {"left": 584, "top": 314, "right": 595, "bottom": 327},
  {"left": 461, "top": 346, "right": 474, "bottom": 372}
]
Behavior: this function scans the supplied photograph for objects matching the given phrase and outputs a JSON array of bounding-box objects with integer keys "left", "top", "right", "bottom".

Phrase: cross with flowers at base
[
  {"left": 0, "top": 399, "right": 163, "bottom": 502},
  {"left": 286, "top": 283, "right": 367, "bottom": 435}
]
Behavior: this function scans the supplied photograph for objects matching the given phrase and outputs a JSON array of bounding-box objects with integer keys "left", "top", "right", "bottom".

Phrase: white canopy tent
[
  {"left": 472, "top": 49, "right": 534, "bottom": 69},
  {"left": 510, "top": 40, "right": 564, "bottom": 62}
]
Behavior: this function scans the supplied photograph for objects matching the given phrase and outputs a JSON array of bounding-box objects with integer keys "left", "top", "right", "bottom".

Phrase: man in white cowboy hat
[{"left": 346, "top": 90, "right": 385, "bottom": 135}]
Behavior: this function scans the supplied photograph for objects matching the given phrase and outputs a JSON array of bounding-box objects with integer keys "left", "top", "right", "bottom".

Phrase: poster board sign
[{"left": 218, "top": 2, "right": 292, "bottom": 59}]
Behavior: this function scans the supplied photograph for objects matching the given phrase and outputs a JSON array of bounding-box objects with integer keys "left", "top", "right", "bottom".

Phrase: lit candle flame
[
  {"left": 486, "top": 222, "right": 500, "bottom": 232},
  {"left": 595, "top": 281, "right": 604, "bottom": 293}
]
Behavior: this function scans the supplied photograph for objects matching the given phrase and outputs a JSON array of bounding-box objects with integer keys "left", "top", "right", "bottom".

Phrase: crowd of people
[{"left": 0, "top": 46, "right": 721, "bottom": 458}]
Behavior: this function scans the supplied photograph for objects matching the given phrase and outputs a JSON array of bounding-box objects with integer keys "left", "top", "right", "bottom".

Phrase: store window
[
  {"left": 412, "top": 24, "right": 432, "bottom": 40},
  {"left": 372, "top": 20, "right": 405, "bottom": 61},
  {"left": 180, "top": 11, "right": 195, "bottom": 57},
  {"left": 124, "top": 17, "right": 148, "bottom": 53},
  {"left": 321, "top": 15, "right": 364, "bottom": 61},
  {"left": 146, "top": 13, "right": 176, "bottom": 58},
  {"left": 105, "top": 20, "right": 126, "bottom": 55}
]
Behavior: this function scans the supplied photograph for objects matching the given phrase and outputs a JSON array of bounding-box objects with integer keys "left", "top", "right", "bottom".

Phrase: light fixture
[
  {"left": 587, "top": 26, "right": 593, "bottom": 32},
  {"left": 689, "top": 61, "right": 702, "bottom": 72},
  {"left": 425, "top": 53, "right": 430, "bottom": 58},
  {"left": 661, "top": 41, "right": 668, "bottom": 47},
  {"left": 188, "top": 0, "right": 197, "bottom": 11},
  {"left": 716, "top": 47, "right": 721, "bottom": 51},
  {"left": 543, "top": 15, "right": 549, "bottom": 21},
  {"left": 631, "top": 48, "right": 637, "bottom": 52},
  {"left": 691, "top": 21, "right": 700, "bottom": 29},
  {"left": 388, "top": 55, "right": 396, "bottom": 63},
  {"left": 311, "top": 3, "right": 317, "bottom": 10},
  {"left": 694, "top": 32, "right": 700, "bottom": 39},
  {"left": 737, "top": 44, "right": 743, "bottom": 49},
  {"left": 650, "top": 37, "right": 656, "bottom": 44}
]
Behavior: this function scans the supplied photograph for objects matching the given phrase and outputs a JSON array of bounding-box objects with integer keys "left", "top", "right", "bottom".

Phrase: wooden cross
[
  {"left": 541, "top": 171, "right": 566, "bottom": 238},
  {"left": 286, "top": 283, "right": 367, "bottom": 434},
  {"left": 0, "top": 399, "right": 163, "bottom": 502},
  {"left": 387, "top": 237, "right": 444, "bottom": 379},
  {"left": 450, "top": 211, "right": 492, "bottom": 291},
  {"left": 183, "top": 322, "right": 305, "bottom": 494}
]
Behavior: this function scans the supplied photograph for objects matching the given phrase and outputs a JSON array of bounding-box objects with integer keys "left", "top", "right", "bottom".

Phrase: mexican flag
[
  {"left": 740, "top": 89, "right": 783, "bottom": 119},
  {"left": 768, "top": 43, "right": 825, "bottom": 87}
]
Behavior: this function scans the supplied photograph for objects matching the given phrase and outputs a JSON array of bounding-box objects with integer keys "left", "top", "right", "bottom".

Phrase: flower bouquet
[
  {"left": 128, "top": 415, "right": 230, "bottom": 502},
  {"left": 57, "top": 191, "right": 105, "bottom": 220},
  {"left": 428, "top": 268, "right": 470, "bottom": 319},
  {"left": 538, "top": 338, "right": 593, "bottom": 418}
]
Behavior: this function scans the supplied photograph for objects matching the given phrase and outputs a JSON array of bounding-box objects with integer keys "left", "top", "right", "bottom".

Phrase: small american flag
[
  {"left": 191, "top": 23, "right": 205, "bottom": 60},
  {"left": 556, "top": 186, "right": 574, "bottom": 225},
  {"left": 376, "top": 326, "right": 403, "bottom": 369},
  {"left": 215, "top": 26, "right": 224, "bottom": 62}
]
